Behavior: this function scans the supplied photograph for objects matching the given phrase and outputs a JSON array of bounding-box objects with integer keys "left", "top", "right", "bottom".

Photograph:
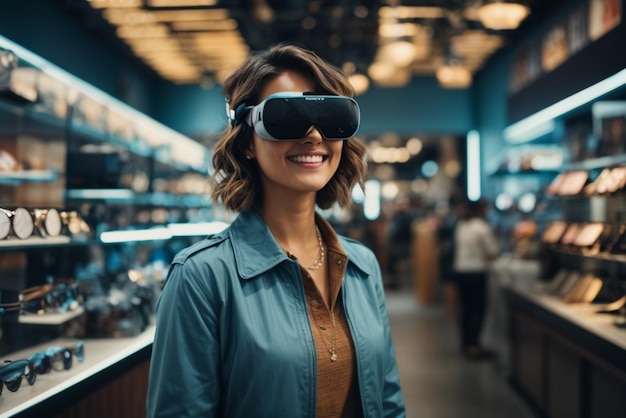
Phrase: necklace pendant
[{"left": 330, "top": 353, "right": 337, "bottom": 362}]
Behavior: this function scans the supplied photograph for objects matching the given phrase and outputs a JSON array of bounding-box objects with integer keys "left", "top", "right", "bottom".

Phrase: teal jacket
[{"left": 147, "top": 211, "right": 406, "bottom": 418}]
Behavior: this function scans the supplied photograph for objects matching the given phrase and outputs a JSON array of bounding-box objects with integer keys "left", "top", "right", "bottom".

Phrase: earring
[{"left": 246, "top": 155, "right": 253, "bottom": 160}]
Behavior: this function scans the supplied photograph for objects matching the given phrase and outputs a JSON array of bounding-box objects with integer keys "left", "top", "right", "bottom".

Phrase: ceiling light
[
  {"left": 170, "top": 20, "right": 238, "bottom": 31},
  {"left": 379, "top": 6, "right": 445, "bottom": 19},
  {"left": 368, "top": 61, "right": 395, "bottom": 82},
  {"left": 116, "top": 24, "right": 170, "bottom": 39},
  {"left": 378, "top": 41, "right": 418, "bottom": 67},
  {"left": 103, "top": 8, "right": 155, "bottom": 25},
  {"left": 436, "top": 62, "right": 472, "bottom": 89},
  {"left": 147, "top": 0, "right": 218, "bottom": 6},
  {"left": 87, "top": 0, "right": 141, "bottom": 8},
  {"left": 478, "top": 1, "right": 530, "bottom": 30},
  {"left": 152, "top": 9, "right": 229, "bottom": 21},
  {"left": 348, "top": 73, "right": 370, "bottom": 95},
  {"left": 379, "top": 22, "right": 420, "bottom": 38},
  {"left": 252, "top": 0, "right": 275, "bottom": 24}
]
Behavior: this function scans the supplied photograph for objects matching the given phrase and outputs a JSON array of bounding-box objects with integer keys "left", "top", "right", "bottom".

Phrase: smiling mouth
[{"left": 287, "top": 155, "right": 325, "bottom": 164}]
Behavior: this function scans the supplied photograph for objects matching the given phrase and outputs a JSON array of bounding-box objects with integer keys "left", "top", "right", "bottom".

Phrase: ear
[{"left": 244, "top": 143, "right": 256, "bottom": 160}]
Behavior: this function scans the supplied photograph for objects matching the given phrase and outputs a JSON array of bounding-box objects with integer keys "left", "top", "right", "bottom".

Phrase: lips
[{"left": 287, "top": 154, "right": 325, "bottom": 164}]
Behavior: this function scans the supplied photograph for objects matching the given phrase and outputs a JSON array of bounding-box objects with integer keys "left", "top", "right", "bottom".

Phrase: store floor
[{"left": 386, "top": 290, "right": 538, "bottom": 418}]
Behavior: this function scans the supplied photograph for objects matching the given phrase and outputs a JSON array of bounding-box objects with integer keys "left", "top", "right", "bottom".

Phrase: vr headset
[{"left": 229, "top": 92, "right": 360, "bottom": 141}]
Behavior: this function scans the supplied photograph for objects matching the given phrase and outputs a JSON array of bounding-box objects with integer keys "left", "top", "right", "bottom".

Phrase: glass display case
[{"left": 0, "top": 35, "right": 218, "bottom": 416}]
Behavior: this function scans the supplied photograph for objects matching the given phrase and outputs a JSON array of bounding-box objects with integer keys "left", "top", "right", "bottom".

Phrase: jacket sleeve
[
  {"left": 147, "top": 261, "right": 221, "bottom": 418},
  {"left": 375, "top": 261, "right": 407, "bottom": 418}
]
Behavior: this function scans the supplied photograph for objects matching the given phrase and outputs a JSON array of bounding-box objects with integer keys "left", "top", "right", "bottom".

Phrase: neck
[{"left": 259, "top": 191, "right": 318, "bottom": 249}]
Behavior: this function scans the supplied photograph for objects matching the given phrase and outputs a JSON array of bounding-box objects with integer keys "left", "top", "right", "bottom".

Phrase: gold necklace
[
  {"left": 311, "top": 304, "right": 337, "bottom": 362},
  {"left": 307, "top": 226, "right": 325, "bottom": 271}
]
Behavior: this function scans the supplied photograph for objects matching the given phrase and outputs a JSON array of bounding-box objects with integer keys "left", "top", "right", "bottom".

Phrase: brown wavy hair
[{"left": 210, "top": 43, "right": 367, "bottom": 212}]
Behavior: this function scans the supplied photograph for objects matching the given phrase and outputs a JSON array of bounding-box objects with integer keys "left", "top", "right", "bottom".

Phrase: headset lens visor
[{"left": 246, "top": 93, "right": 360, "bottom": 141}]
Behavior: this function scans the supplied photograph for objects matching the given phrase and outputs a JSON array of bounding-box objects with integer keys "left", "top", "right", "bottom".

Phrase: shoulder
[
  {"left": 339, "top": 235, "right": 378, "bottom": 274},
  {"left": 162, "top": 231, "right": 235, "bottom": 294},
  {"left": 171, "top": 232, "right": 231, "bottom": 266}
]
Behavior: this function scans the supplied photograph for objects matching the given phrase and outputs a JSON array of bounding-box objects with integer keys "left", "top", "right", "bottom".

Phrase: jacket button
[
  {"left": 311, "top": 299, "right": 318, "bottom": 306},
  {"left": 336, "top": 259, "right": 342, "bottom": 265}
]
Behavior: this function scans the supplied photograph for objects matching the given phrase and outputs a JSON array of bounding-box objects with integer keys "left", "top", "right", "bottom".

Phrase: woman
[
  {"left": 147, "top": 44, "right": 406, "bottom": 418},
  {"left": 452, "top": 198, "right": 499, "bottom": 360}
]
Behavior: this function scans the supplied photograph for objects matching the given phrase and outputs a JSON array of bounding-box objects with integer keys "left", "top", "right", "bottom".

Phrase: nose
[{"left": 302, "top": 125, "right": 323, "bottom": 144}]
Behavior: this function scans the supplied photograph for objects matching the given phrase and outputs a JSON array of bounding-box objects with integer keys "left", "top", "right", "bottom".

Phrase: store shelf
[
  {"left": 133, "top": 192, "right": 210, "bottom": 208},
  {"left": 0, "top": 325, "right": 155, "bottom": 418},
  {"left": 505, "top": 280, "right": 626, "bottom": 352},
  {"left": 68, "top": 123, "right": 153, "bottom": 159},
  {"left": 0, "top": 170, "right": 58, "bottom": 185},
  {"left": 0, "top": 100, "right": 66, "bottom": 132},
  {"left": 65, "top": 188, "right": 135, "bottom": 202},
  {"left": 490, "top": 168, "right": 560, "bottom": 177},
  {"left": 0, "top": 236, "right": 71, "bottom": 249},
  {"left": 18, "top": 306, "right": 84, "bottom": 325},
  {"left": 0, "top": 33, "right": 215, "bottom": 418},
  {"left": 66, "top": 189, "right": 210, "bottom": 208},
  {"left": 566, "top": 154, "right": 626, "bottom": 172}
]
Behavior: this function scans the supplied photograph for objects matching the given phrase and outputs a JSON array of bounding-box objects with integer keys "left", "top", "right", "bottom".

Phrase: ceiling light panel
[
  {"left": 103, "top": 8, "right": 156, "bottom": 25},
  {"left": 170, "top": 20, "right": 238, "bottom": 31},
  {"left": 151, "top": 9, "right": 229, "bottom": 21},
  {"left": 127, "top": 38, "right": 182, "bottom": 52},
  {"left": 379, "top": 6, "right": 446, "bottom": 19},
  {"left": 116, "top": 24, "right": 170, "bottom": 39},
  {"left": 87, "top": 0, "right": 142, "bottom": 8},
  {"left": 146, "top": 0, "right": 218, "bottom": 7}
]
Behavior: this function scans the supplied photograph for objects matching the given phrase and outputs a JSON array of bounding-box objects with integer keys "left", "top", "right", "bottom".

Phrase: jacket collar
[{"left": 227, "top": 210, "right": 372, "bottom": 279}]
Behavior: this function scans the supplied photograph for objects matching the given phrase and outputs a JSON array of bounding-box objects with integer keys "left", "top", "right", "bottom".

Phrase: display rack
[
  {"left": 496, "top": 71, "right": 626, "bottom": 418},
  {"left": 0, "top": 34, "right": 216, "bottom": 416}
]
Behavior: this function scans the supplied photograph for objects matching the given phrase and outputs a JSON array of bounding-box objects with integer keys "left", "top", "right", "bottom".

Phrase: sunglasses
[
  {"left": 0, "top": 359, "right": 37, "bottom": 397},
  {"left": 0, "top": 283, "right": 80, "bottom": 316},
  {"left": 243, "top": 92, "right": 360, "bottom": 141},
  {"left": 28, "top": 341, "right": 84, "bottom": 374}
]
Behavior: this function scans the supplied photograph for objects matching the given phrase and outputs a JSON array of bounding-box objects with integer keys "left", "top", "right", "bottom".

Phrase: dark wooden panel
[
  {"left": 512, "top": 311, "right": 545, "bottom": 408},
  {"left": 54, "top": 358, "right": 150, "bottom": 418},
  {"left": 546, "top": 338, "right": 582, "bottom": 418},
  {"left": 590, "top": 364, "right": 626, "bottom": 418}
]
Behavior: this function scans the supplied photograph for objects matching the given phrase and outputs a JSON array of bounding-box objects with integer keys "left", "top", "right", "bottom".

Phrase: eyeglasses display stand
[{"left": 0, "top": 36, "right": 214, "bottom": 417}]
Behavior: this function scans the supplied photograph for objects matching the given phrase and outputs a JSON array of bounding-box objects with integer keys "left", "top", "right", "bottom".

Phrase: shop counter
[
  {"left": 0, "top": 326, "right": 155, "bottom": 418},
  {"left": 490, "top": 263, "right": 626, "bottom": 418}
]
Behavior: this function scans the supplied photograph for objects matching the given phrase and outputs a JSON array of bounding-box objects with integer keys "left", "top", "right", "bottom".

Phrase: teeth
[{"left": 289, "top": 155, "right": 323, "bottom": 163}]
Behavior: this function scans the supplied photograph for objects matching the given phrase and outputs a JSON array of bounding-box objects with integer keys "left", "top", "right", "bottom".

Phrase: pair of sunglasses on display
[
  {"left": 28, "top": 341, "right": 84, "bottom": 374},
  {"left": 0, "top": 283, "right": 80, "bottom": 316},
  {"left": 0, "top": 359, "right": 37, "bottom": 397},
  {"left": 229, "top": 92, "right": 360, "bottom": 141}
]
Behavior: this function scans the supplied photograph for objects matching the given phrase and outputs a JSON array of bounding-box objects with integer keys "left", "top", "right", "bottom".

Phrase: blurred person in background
[
  {"left": 147, "top": 43, "right": 405, "bottom": 418},
  {"left": 386, "top": 194, "right": 415, "bottom": 289},
  {"left": 452, "top": 198, "right": 499, "bottom": 360}
]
